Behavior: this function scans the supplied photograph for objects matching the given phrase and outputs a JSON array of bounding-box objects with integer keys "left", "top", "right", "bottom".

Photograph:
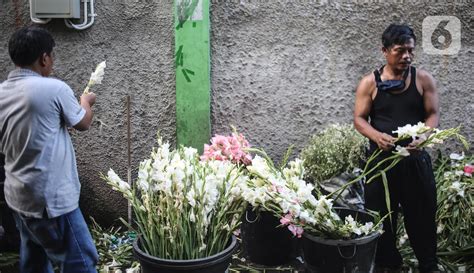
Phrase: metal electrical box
[{"left": 31, "top": 0, "right": 81, "bottom": 19}]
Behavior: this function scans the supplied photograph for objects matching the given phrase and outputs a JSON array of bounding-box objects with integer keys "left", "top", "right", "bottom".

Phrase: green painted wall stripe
[{"left": 175, "top": 0, "right": 211, "bottom": 153}]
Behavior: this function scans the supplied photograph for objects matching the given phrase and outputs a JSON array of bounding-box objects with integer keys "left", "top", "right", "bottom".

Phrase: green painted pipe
[{"left": 175, "top": 0, "right": 211, "bottom": 153}]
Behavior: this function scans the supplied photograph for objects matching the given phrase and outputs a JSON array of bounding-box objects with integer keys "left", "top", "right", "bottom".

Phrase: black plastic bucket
[
  {"left": 302, "top": 209, "right": 381, "bottom": 273},
  {"left": 133, "top": 235, "right": 238, "bottom": 273},
  {"left": 241, "top": 208, "right": 298, "bottom": 266}
]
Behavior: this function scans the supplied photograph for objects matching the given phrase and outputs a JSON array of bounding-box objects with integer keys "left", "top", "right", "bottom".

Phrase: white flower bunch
[
  {"left": 440, "top": 153, "right": 473, "bottom": 200},
  {"left": 84, "top": 61, "right": 106, "bottom": 94},
  {"left": 330, "top": 123, "right": 469, "bottom": 234},
  {"left": 243, "top": 153, "right": 381, "bottom": 239},
  {"left": 392, "top": 123, "right": 468, "bottom": 157},
  {"left": 103, "top": 138, "right": 248, "bottom": 260},
  {"left": 344, "top": 215, "right": 374, "bottom": 236},
  {"left": 107, "top": 169, "right": 131, "bottom": 193},
  {"left": 392, "top": 121, "right": 430, "bottom": 139}
]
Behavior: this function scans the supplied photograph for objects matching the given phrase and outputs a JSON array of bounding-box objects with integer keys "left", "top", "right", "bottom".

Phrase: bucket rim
[
  {"left": 302, "top": 229, "right": 381, "bottom": 246},
  {"left": 133, "top": 234, "right": 237, "bottom": 267}
]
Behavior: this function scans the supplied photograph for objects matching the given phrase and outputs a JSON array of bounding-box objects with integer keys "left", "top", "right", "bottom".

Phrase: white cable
[
  {"left": 64, "top": 0, "right": 88, "bottom": 28},
  {"left": 65, "top": 0, "right": 95, "bottom": 30},
  {"left": 29, "top": 0, "right": 51, "bottom": 24}
]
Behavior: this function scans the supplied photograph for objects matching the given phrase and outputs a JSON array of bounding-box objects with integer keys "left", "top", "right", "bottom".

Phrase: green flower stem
[
  {"left": 327, "top": 152, "right": 403, "bottom": 201},
  {"left": 83, "top": 84, "right": 91, "bottom": 94}
]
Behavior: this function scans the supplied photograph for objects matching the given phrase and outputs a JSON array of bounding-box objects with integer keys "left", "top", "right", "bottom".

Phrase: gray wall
[{"left": 1, "top": 0, "right": 472, "bottom": 225}]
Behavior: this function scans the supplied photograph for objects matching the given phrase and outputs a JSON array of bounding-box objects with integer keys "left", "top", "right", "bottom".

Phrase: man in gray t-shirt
[{"left": 0, "top": 26, "right": 98, "bottom": 272}]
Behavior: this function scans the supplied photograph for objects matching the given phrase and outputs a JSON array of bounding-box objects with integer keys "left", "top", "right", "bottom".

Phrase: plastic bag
[{"left": 319, "top": 169, "right": 365, "bottom": 210}]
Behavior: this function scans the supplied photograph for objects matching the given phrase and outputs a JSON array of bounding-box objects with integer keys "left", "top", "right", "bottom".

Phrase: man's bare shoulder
[
  {"left": 416, "top": 68, "right": 435, "bottom": 81},
  {"left": 416, "top": 68, "right": 436, "bottom": 86},
  {"left": 356, "top": 72, "right": 376, "bottom": 94}
]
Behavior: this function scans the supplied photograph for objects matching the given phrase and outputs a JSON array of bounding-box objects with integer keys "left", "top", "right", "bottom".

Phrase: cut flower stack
[
  {"left": 241, "top": 153, "right": 381, "bottom": 239},
  {"left": 103, "top": 122, "right": 468, "bottom": 262},
  {"left": 239, "top": 122, "right": 468, "bottom": 240},
  {"left": 104, "top": 138, "right": 248, "bottom": 260}
]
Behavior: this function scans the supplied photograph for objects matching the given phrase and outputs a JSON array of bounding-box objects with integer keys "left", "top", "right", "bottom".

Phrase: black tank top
[{"left": 369, "top": 66, "right": 426, "bottom": 150}]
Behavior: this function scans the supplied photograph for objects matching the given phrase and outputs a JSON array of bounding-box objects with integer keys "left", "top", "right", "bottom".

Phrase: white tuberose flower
[
  {"left": 449, "top": 152, "right": 465, "bottom": 161},
  {"left": 394, "top": 145, "right": 410, "bottom": 157},
  {"left": 107, "top": 169, "right": 130, "bottom": 191},
  {"left": 392, "top": 122, "right": 429, "bottom": 138},
  {"left": 84, "top": 61, "right": 106, "bottom": 94},
  {"left": 90, "top": 61, "right": 106, "bottom": 85}
]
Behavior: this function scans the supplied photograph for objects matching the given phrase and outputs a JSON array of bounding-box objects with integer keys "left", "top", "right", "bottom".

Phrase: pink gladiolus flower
[
  {"left": 288, "top": 224, "right": 304, "bottom": 238},
  {"left": 280, "top": 214, "right": 293, "bottom": 226},
  {"left": 464, "top": 165, "right": 473, "bottom": 177},
  {"left": 201, "top": 132, "right": 252, "bottom": 165},
  {"left": 243, "top": 154, "right": 252, "bottom": 165},
  {"left": 212, "top": 135, "right": 231, "bottom": 151}
]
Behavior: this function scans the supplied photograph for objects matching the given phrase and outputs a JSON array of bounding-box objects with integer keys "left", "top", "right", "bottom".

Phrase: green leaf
[
  {"left": 279, "top": 144, "right": 294, "bottom": 170},
  {"left": 381, "top": 170, "right": 393, "bottom": 226}
]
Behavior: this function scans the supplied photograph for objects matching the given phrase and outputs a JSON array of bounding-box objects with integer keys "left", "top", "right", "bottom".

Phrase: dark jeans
[
  {"left": 13, "top": 208, "right": 98, "bottom": 273},
  {"left": 365, "top": 151, "right": 438, "bottom": 273}
]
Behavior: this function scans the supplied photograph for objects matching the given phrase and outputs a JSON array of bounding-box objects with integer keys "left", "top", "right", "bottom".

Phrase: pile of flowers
[
  {"left": 103, "top": 123, "right": 468, "bottom": 261},
  {"left": 240, "top": 122, "right": 468, "bottom": 240},
  {"left": 241, "top": 152, "right": 381, "bottom": 239},
  {"left": 104, "top": 138, "right": 248, "bottom": 260},
  {"left": 89, "top": 218, "right": 139, "bottom": 272},
  {"left": 398, "top": 151, "right": 473, "bottom": 271},
  {"left": 201, "top": 131, "right": 383, "bottom": 240}
]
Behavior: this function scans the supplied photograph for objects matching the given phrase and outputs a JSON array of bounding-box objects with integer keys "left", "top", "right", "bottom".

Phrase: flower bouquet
[
  {"left": 239, "top": 148, "right": 382, "bottom": 272},
  {"left": 199, "top": 128, "right": 383, "bottom": 268},
  {"left": 201, "top": 131, "right": 301, "bottom": 266},
  {"left": 200, "top": 131, "right": 252, "bottom": 166},
  {"left": 242, "top": 152, "right": 381, "bottom": 240},
  {"left": 83, "top": 61, "right": 106, "bottom": 94},
  {"left": 103, "top": 137, "right": 248, "bottom": 272},
  {"left": 330, "top": 122, "right": 468, "bottom": 218}
]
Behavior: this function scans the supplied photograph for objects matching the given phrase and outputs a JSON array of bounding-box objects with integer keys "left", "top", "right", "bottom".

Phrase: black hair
[
  {"left": 382, "top": 24, "right": 416, "bottom": 48},
  {"left": 8, "top": 26, "right": 55, "bottom": 66}
]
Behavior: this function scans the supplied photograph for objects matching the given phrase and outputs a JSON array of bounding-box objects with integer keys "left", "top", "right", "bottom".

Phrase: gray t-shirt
[{"left": 0, "top": 69, "right": 86, "bottom": 218}]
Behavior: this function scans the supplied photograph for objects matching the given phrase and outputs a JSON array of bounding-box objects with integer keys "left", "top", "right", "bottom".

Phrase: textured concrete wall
[
  {"left": 0, "top": 0, "right": 176, "bottom": 225},
  {"left": 1, "top": 0, "right": 472, "bottom": 225},
  {"left": 210, "top": 0, "right": 473, "bottom": 159}
]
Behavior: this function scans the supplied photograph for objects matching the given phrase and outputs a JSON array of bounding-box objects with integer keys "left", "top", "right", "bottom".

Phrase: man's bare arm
[
  {"left": 407, "top": 70, "right": 440, "bottom": 151},
  {"left": 354, "top": 74, "right": 395, "bottom": 151},
  {"left": 419, "top": 70, "right": 440, "bottom": 128},
  {"left": 74, "top": 92, "right": 96, "bottom": 131}
]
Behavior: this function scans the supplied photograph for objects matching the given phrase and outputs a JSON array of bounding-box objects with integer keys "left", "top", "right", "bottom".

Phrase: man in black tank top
[{"left": 354, "top": 24, "right": 440, "bottom": 273}]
